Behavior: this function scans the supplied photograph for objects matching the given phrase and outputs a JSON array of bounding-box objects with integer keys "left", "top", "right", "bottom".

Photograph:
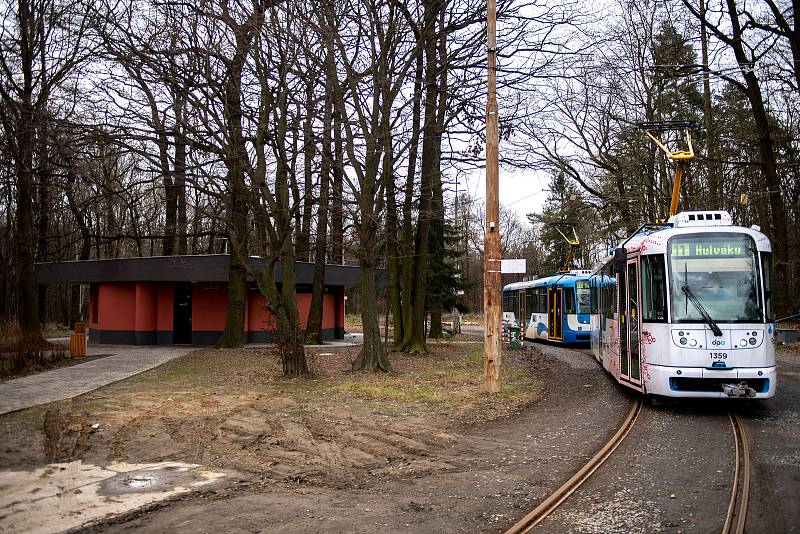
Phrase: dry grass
[
  {"left": 0, "top": 323, "right": 69, "bottom": 379},
  {"left": 102, "top": 340, "right": 540, "bottom": 425}
]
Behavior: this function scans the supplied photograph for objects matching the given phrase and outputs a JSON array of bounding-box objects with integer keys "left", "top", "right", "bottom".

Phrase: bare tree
[{"left": 0, "top": 0, "right": 94, "bottom": 335}]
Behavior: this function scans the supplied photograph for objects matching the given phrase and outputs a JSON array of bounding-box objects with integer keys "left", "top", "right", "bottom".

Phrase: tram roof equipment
[{"left": 637, "top": 120, "right": 702, "bottom": 218}]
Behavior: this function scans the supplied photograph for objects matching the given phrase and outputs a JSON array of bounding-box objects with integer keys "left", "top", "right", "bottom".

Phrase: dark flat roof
[{"left": 36, "top": 255, "right": 362, "bottom": 287}]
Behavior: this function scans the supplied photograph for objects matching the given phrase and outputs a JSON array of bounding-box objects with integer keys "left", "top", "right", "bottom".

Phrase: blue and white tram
[
  {"left": 502, "top": 270, "right": 594, "bottom": 345},
  {"left": 589, "top": 210, "right": 776, "bottom": 399}
]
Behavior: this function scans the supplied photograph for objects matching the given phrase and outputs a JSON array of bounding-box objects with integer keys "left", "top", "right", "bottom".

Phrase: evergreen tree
[
  {"left": 528, "top": 172, "right": 588, "bottom": 274},
  {"left": 427, "top": 219, "right": 469, "bottom": 338}
]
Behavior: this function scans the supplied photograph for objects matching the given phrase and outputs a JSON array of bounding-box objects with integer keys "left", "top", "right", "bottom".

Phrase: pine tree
[
  {"left": 427, "top": 219, "right": 469, "bottom": 338},
  {"left": 527, "top": 172, "right": 587, "bottom": 274}
]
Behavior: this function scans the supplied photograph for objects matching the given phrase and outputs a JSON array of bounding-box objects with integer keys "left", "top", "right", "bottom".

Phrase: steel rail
[
  {"left": 505, "top": 398, "right": 643, "bottom": 534},
  {"left": 723, "top": 413, "right": 750, "bottom": 534}
]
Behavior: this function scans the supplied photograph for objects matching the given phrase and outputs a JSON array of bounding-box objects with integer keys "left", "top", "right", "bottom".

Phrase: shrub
[{"left": 0, "top": 322, "right": 69, "bottom": 379}]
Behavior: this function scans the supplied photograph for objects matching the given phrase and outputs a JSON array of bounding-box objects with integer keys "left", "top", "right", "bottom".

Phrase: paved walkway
[
  {"left": 0, "top": 334, "right": 365, "bottom": 416},
  {"left": 0, "top": 345, "right": 194, "bottom": 416}
]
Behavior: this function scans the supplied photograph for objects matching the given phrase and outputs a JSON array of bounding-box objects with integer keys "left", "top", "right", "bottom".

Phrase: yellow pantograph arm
[
  {"left": 644, "top": 129, "right": 695, "bottom": 161},
  {"left": 555, "top": 227, "right": 579, "bottom": 246}
]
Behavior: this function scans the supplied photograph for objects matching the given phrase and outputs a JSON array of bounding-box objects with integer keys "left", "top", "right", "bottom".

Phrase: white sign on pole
[{"left": 501, "top": 259, "right": 526, "bottom": 274}]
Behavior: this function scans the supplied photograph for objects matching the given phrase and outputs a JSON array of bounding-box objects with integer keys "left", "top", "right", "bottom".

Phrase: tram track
[
  {"left": 723, "top": 413, "right": 750, "bottom": 534},
  {"left": 505, "top": 397, "right": 643, "bottom": 534},
  {"left": 506, "top": 401, "right": 752, "bottom": 534}
]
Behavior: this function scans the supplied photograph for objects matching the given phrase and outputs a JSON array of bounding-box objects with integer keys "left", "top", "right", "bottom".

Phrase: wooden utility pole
[{"left": 484, "top": 0, "right": 502, "bottom": 393}]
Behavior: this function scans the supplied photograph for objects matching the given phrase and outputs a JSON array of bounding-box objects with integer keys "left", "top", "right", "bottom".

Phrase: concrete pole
[{"left": 484, "top": 0, "right": 502, "bottom": 393}]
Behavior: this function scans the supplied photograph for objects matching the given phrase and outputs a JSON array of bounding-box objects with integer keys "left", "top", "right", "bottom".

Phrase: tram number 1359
[{"left": 710, "top": 352, "right": 728, "bottom": 360}]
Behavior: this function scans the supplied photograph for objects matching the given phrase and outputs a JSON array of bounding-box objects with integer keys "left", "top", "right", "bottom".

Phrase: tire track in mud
[{"left": 100, "top": 391, "right": 458, "bottom": 487}]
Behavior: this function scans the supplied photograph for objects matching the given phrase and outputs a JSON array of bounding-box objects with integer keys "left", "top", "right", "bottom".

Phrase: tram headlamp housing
[{"left": 749, "top": 337, "right": 757, "bottom": 345}]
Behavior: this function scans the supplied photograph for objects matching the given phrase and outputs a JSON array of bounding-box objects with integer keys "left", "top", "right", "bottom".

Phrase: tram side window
[
  {"left": 642, "top": 255, "right": 667, "bottom": 322},
  {"left": 590, "top": 283, "right": 598, "bottom": 314},
  {"left": 533, "top": 287, "right": 546, "bottom": 313},
  {"left": 602, "top": 266, "right": 616, "bottom": 320},
  {"left": 526, "top": 289, "right": 534, "bottom": 317},
  {"left": 761, "top": 252, "right": 774, "bottom": 321},
  {"left": 564, "top": 287, "right": 576, "bottom": 314}
]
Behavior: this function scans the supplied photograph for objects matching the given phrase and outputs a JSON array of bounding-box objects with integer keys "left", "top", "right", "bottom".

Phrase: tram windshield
[
  {"left": 668, "top": 233, "right": 762, "bottom": 323},
  {"left": 575, "top": 281, "right": 591, "bottom": 314}
]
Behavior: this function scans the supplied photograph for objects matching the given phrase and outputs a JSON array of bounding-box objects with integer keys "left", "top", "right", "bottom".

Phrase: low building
[{"left": 36, "top": 255, "right": 358, "bottom": 345}]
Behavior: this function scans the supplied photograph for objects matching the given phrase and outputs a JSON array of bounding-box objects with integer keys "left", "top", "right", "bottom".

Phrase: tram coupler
[{"left": 722, "top": 382, "right": 757, "bottom": 398}]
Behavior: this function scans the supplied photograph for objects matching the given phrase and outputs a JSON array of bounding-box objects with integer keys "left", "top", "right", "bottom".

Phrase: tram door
[
  {"left": 518, "top": 290, "right": 526, "bottom": 329},
  {"left": 624, "top": 260, "right": 641, "bottom": 383},
  {"left": 548, "top": 286, "right": 563, "bottom": 340}
]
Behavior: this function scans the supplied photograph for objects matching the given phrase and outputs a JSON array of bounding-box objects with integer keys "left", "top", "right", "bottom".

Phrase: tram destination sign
[{"left": 670, "top": 241, "right": 746, "bottom": 258}]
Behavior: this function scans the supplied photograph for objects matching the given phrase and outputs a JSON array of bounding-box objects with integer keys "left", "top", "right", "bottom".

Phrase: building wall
[
  {"left": 89, "top": 282, "right": 345, "bottom": 345},
  {"left": 156, "top": 284, "right": 174, "bottom": 344},
  {"left": 89, "top": 283, "right": 137, "bottom": 344}
]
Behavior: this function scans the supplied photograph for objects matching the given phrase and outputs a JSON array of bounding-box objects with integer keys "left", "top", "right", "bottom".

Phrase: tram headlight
[
  {"left": 749, "top": 337, "right": 757, "bottom": 345},
  {"left": 689, "top": 339, "right": 697, "bottom": 347},
  {"left": 680, "top": 337, "right": 687, "bottom": 345},
  {"left": 739, "top": 339, "right": 748, "bottom": 347}
]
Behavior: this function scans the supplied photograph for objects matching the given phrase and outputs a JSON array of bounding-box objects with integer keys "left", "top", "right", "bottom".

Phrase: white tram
[{"left": 590, "top": 210, "right": 776, "bottom": 399}]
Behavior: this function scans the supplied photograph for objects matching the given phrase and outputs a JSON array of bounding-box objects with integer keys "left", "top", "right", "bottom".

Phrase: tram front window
[{"left": 668, "top": 233, "right": 762, "bottom": 323}]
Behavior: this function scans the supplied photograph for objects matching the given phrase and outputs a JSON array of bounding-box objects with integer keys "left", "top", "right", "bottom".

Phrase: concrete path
[
  {"left": 0, "top": 333, "right": 365, "bottom": 416},
  {"left": 0, "top": 345, "right": 194, "bottom": 416}
]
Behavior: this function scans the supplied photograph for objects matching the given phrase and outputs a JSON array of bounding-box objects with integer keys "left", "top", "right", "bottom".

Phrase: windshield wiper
[{"left": 681, "top": 285, "right": 723, "bottom": 336}]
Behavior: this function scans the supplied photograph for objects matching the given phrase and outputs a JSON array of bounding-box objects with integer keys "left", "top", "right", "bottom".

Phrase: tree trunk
[
  {"left": 352, "top": 260, "right": 390, "bottom": 371},
  {"left": 276, "top": 250, "right": 308, "bottom": 375},
  {"left": 330, "top": 97, "right": 345, "bottom": 264},
  {"left": 699, "top": 0, "right": 719, "bottom": 203},
  {"left": 174, "top": 97, "right": 188, "bottom": 255},
  {"left": 428, "top": 7, "right": 448, "bottom": 340},
  {"left": 36, "top": 110, "right": 50, "bottom": 325},
  {"left": 14, "top": 9, "right": 40, "bottom": 335},
  {"left": 399, "top": 52, "right": 424, "bottom": 350},
  {"left": 217, "top": 22, "right": 255, "bottom": 348},
  {"left": 217, "top": 243, "right": 247, "bottom": 347},
  {"left": 250, "top": 44, "right": 309, "bottom": 375},
  {"left": 305, "top": 72, "right": 333, "bottom": 345},
  {"left": 217, "top": 170, "right": 249, "bottom": 348},
  {"left": 385, "top": 146, "right": 403, "bottom": 346},
  {"left": 404, "top": 0, "right": 441, "bottom": 352},
  {"left": 724, "top": 0, "right": 789, "bottom": 283},
  {"left": 298, "top": 77, "right": 315, "bottom": 260}
]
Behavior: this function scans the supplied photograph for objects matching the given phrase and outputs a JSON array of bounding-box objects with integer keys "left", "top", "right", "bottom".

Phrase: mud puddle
[{"left": 0, "top": 461, "right": 224, "bottom": 533}]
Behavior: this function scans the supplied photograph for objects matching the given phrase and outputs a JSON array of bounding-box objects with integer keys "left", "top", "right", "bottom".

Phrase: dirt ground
[
  {"left": 3, "top": 340, "right": 798, "bottom": 533},
  {"left": 0, "top": 338, "right": 540, "bottom": 488},
  {"left": 2, "top": 336, "right": 625, "bottom": 533}
]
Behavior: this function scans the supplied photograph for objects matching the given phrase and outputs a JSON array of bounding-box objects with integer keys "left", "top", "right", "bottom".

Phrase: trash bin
[{"left": 70, "top": 333, "right": 86, "bottom": 357}]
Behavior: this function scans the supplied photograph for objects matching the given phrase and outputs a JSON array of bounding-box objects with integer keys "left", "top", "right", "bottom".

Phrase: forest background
[{"left": 1, "top": 0, "right": 798, "bottom": 374}]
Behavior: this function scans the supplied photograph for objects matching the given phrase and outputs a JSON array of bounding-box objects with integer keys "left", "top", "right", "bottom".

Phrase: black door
[
  {"left": 626, "top": 260, "right": 641, "bottom": 383},
  {"left": 173, "top": 286, "right": 192, "bottom": 344},
  {"left": 548, "top": 286, "right": 563, "bottom": 341}
]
